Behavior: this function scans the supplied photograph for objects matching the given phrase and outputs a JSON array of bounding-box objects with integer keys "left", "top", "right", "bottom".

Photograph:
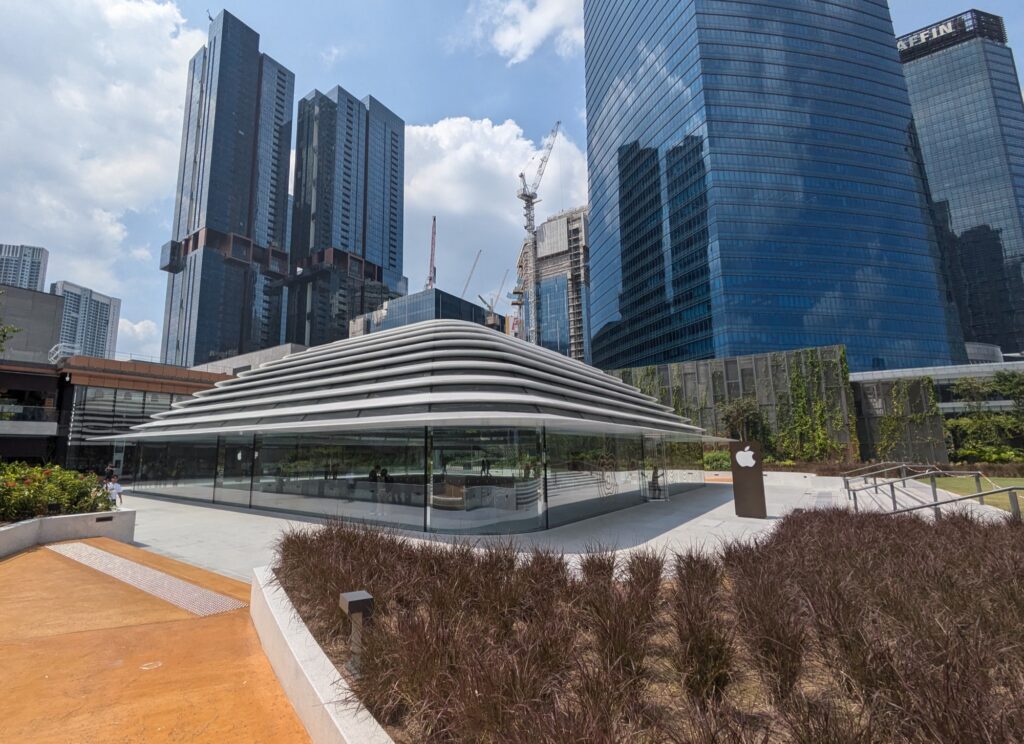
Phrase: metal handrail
[
  {"left": 846, "top": 469, "right": 983, "bottom": 495},
  {"left": 891, "top": 485, "right": 1022, "bottom": 521},
  {"left": 841, "top": 461, "right": 906, "bottom": 477},
  {"left": 845, "top": 468, "right": 986, "bottom": 514}
]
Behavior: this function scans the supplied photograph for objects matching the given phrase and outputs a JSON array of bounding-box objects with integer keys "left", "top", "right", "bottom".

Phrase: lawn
[
  {"left": 935, "top": 476, "right": 1024, "bottom": 512},
  {"left": 276, "top": 511, "right": 1024, "bottom": 743}
]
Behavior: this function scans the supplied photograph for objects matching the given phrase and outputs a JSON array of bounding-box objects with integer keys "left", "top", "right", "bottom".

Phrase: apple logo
[{"left": 735, "top": 446, "right": 757, "bottom": 468}]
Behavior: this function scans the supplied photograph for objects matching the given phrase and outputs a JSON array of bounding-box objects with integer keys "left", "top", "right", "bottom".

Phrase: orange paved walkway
[{"left": 0, "top": 538, "right": 309, "bottom": 744}]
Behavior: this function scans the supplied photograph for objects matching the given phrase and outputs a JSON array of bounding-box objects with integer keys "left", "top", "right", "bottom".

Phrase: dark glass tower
[
  {"left": 584, "top": 0, "right": 965, "bottom": 372},
  {"left": 161, "top": 10, "right": 294, "bottom": 366},
  {"left": 900, "top": 10, "right": 1024, "bottom": 352},
  {"left": 287, "top": 86, "right": 406, "bottom": 346}
]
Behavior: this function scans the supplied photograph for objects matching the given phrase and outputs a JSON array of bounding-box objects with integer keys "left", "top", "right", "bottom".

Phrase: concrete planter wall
[
  {"left": 250, "top": 566, "right": 393, "bottom": 744},
  {"left": 0, "top": 509, "right": 136, "bottom": 559}
]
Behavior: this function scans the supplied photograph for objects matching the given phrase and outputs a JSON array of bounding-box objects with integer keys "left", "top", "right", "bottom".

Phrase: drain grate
[{"left": 47, "top": 542, "right": 246, "bottom": 617}]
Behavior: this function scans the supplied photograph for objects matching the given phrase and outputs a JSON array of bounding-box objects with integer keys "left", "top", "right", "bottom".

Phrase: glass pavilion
[{"left": 103, "top": 321, "right": 709, "bottom": 534}]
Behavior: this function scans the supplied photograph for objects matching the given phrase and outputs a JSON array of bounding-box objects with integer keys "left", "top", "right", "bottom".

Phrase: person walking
[{"left": 104, "top": 474, "right": 124, "bottom": 506}]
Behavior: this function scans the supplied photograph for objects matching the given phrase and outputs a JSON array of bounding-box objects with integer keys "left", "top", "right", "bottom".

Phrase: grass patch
[
  {"left": 934, "top": 476, "right": 1024, "bottom": 512},
  {"left": 276, "top": 510, "right": 1024, "bottom": 743}
]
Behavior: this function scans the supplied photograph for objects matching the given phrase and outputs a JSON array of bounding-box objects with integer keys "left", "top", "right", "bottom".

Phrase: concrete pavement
[{"left": 123, "top": 473, "right": 845, "bottom": 579}]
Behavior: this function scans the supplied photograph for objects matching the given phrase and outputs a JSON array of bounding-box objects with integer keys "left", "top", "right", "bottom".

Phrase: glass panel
[
  {"left": 215, "top": 434, "right": 254, "bottom": 506},
  {"left": 646, "top": 437, "right": 705, "bottom": 498},
  {"left": 546, "top": 432, "right": 644, "bottom": 528},
  {"left": 129, "top": 436, "right": 219, "bottom": 502},
  {"left": 428, "top": 428, "right": 544, "bottom": 534},
  {"left": 250, "top": 429, "right": 426, "bottom": 529}
]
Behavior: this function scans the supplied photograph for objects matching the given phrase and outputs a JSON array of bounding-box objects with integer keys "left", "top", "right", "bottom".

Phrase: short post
[
  {"left": 339, "top": 590, "right": 374, "bottom": 673},
  {"left": 843, "top": 476, "right": 849, "bottom": 500},
  {"left": 852, "top": 488, "right": 859, "bottom": 513},
  {"left": 930, "top": 474, "right": 940, "bottom": 520},
  {"left": 889, "top": 481, "right": 897, "bottom": 512},
  {"left": 1010, "top": 490, "right": 1021, "bottom": 522},
  {"left": 975, "top": 473, "right": 984, "bottom": 505},
  {"left": 900, "top": 464, "right": 907, "bottom": 480}
]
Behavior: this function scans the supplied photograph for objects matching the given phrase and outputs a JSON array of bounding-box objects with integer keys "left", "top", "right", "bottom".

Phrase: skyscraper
[
  {"left": 50, "top": 281, "right": 120, "bottom": 359},
  {"left": 516, "top": 207, "right": 590, "bottom": 362},
  {"left": 287, "top": 86, "right": 406, "bottom": 346},
  {"left": 0, "top": 244, "right": 48, "bottom": 291},
  {"left": 160, "top": 10, "right": 294, "bottom": 366},
  {"left": 899, "top": 10, "right": 1024, "bottom": 352},
  {"left": 584, "top": 0, "right": 965, "bottom": 372}
]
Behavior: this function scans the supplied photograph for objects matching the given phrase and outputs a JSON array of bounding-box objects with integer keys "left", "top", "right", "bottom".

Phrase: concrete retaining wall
[
  {"left": 0, "top": 510, "right": 136, "bottom": 559},
  {"left": 250, "top": 566, "right": 392, "bottom": 744}
]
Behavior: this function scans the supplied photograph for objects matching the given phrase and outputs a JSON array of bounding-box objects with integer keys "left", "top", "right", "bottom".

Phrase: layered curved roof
[{"left": 108, "top": 320, "right": 706, "bottom": 440}]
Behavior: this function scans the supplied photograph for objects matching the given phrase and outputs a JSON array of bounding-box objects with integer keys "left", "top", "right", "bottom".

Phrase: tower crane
[
  {"left": 514, "top": 121, "right": 560, "bottom": 344},
  {"left": 479, "top": 268, "right": 510, "bottom": 329},
  {"left": 424, "top": 216, "right": 437, "bottom": 291}
]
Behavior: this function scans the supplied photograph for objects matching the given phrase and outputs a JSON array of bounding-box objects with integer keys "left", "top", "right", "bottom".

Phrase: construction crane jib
[{"left": 516, "top": 121, "right": 560, "bottom": 345}]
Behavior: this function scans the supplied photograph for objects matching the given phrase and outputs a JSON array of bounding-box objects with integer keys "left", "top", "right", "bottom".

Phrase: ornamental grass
[{"left": 275, "top": 509, "right": 1024, "bottom": 743}]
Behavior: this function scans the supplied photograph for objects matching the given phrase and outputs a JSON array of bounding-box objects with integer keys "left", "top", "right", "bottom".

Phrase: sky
[{"left": 1, "top": 0, "right": 1022, "bottom": 359}]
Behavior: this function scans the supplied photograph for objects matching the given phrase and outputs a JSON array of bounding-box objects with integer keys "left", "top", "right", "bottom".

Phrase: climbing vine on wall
[
  {"left": 876, "top": 377, "right": 940, "bottom": 461},
  {"left": 773, "top": 349, "right": 849, "bottom": 462}
]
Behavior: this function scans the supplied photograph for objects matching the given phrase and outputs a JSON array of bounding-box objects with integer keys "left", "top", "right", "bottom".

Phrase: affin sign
[{"left": 897, "top": 21, "right": 956, "bottom": 52}]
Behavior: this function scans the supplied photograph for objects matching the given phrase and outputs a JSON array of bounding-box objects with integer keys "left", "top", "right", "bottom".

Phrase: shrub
[
  {"left": 703, "top": 450, "right": 731, "bottom": 471},
  {"left": 0, "top": 462, "right": 107, "bottom": 523},
  {"left": 275, "top": 510, "right": 1024, "bottom": 743}
]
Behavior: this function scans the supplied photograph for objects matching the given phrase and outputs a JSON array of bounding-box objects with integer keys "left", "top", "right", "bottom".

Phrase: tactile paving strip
[{"left": 46, "top": 542, "right": 247, "bottom": 617}]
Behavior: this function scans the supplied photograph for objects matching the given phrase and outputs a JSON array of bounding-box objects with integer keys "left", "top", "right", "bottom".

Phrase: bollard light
[{"left": 339, "top": 590, "right": 374, "bottom": 673}]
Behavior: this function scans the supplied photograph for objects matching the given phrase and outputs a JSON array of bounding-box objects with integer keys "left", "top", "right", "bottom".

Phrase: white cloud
[
  {"left": 319, "top": 44, "right": 347, "bottom": 67},
  {"left": 465, "top": 0, "right": 583, "bottom": 65},
  {"left": 117, "top": 318, "right": 161, "bottom": 359},
  {"left": 0, "top": 0, "right": 204, "bottom": 354},
  {"left": 404, "top": 117, "right": 587, "bottom": 314}
]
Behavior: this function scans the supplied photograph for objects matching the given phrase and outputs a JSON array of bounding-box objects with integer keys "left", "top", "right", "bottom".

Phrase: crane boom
[
  {"left": 425, "top": 216, "right": 436, "bottom": 290},
  {"left": 515, "top": 121, "right": 561, "bottom": 345},
  {"left": 461, "top": 249, "right": 482, "bottom": 299}
]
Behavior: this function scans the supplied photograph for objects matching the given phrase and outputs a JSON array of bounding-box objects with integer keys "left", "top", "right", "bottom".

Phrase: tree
[
  {"left": 0, "top": 290, "right": 18, "bottom": 352},
  {"left": 719, "top": 396, "right": 769, "bottom": 444}
]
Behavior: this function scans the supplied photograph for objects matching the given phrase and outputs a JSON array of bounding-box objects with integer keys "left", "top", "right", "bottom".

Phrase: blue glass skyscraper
[
  {"left": 161, "top": 10, "right": 294, "bottom": 366},
  {"left": 900, "top": 11, "right": 1024, "bottom": 352},
  {"left": 584, "top": 0, "right": 965, "bottom": 372}
]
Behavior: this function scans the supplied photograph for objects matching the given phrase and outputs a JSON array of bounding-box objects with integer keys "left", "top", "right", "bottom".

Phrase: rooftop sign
[{"left": 897, "top": 10, "right": 1007, "bottom": 63}]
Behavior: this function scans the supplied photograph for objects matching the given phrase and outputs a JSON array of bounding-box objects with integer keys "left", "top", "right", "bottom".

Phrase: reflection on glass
[
  {"left": 216, "top": 434, "right": 254, "bottom": 506},
  {"left": 428, "top": 428, "right": 545, "bottom": 534},
  {"left": 126, "top": 427, "right": 705, "bottom": 534},
  {"left": 132, "top": 436, "right": 219, "bottom": 501},
  {"left": 251, "top": 430, "right": 426, "bottom": 529},
  {"left": 547, "top": 432, "right": 645, "bottom": 528}
]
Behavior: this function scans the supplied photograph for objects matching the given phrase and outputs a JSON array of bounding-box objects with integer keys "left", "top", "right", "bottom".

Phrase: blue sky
[{"left": 1, "top": 0, "right": 1022, "bottom": 358}]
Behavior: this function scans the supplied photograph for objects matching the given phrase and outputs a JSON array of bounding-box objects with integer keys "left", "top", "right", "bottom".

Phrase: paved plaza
[
  {"left": 123, "top": 472, "right": 848, "bottom": 580},
  {"left": 0, "top": 537, "right": 308, "bottom": 743}
]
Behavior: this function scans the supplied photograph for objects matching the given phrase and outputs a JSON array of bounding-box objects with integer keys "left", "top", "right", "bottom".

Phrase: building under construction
[{"left": 515, "top": 206, "right": 590, "bottom": 363}]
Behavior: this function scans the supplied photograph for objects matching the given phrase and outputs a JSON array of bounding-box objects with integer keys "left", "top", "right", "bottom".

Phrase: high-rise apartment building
[
  {"left": 0, "top": 245, "right": 48, "bottom": 291},
  {"left": 515, "top": 207, "right": 590, "bottom": 362},
  {"left": 160, "top": 10, "right": 294, "bottom": 366},
  {"left": 50, "top": 281, "right": 120, "bottom": 359},
  {"left": 899, "top": 11, "right": 1024, "bottom": 352},
  {"left": 583, "top": 0, "right": 965, "bottom": 372},
  {"left": 287, "top": 86, "right": 406, "bottom": 346}
]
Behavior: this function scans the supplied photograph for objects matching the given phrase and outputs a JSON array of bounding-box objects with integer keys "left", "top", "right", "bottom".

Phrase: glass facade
[
  {"left": 128, "top": 427, "right": 703, "bottom": 534},
  {"left": 291, "top": 88, "right": 404, "bottom": 289},
  {"left": 60, "top": 386, "right": 186, "bottom": 475},
  {"left": 584, "top": 0, "right": 965, "bottom": 373},
  {"left": 161, "top": 10, "right": 295, "bottom": 366},
  {"left": 349, "top": 288, "right": 502, "bottom": 337},
  {"left": 900, "top": 11, "right": 1024, "bottom": 352}
]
